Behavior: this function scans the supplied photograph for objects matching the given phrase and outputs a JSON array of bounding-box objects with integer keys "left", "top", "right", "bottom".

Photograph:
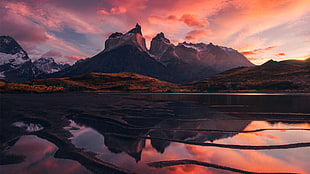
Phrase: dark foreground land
[{"left": 1, "top": 93, "right": 310, "bottom": 174}]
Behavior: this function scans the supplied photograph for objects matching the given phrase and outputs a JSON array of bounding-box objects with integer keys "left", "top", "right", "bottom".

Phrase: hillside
[
  {"left": 189, "top": 58, "right": 310, "bottom": 92},
  {"left": 0, "top": 72, "right": 182, "bottom": 92}
]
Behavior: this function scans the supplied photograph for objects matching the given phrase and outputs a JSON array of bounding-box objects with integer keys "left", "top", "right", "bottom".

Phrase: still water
[{"left": 1, "top": 93, "right": 310, "bottom": 174}]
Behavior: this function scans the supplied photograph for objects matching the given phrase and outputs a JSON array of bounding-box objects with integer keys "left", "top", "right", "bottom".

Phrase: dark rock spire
[{"left": 127, "top": 23, "right": 142, "bottom": 35}]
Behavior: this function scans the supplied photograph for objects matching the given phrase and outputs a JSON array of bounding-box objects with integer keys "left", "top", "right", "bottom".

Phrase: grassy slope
[
  {"left": 1, "top": 59, "right": 309, "bottom": 93},
  {"left": 189, "top": 58, "right": 310, "bottom": 92},
  {"left": 18, "top": 72, "right": 186, "bottom": 93}
]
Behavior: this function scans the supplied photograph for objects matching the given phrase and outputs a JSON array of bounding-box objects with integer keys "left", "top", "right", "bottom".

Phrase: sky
[{"left": 0, "top": 0, "right": 309, "bottom": 65}]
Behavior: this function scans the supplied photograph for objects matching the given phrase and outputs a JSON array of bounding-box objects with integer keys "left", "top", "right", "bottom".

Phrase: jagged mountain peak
[
  {"left": 104, "top": 24, "right": 147, "bottom": 52},
  {"left": 0, "top": 36, "right": 28, "bottom": 59},
  {"left": 108, "top": 32, "right": 123, "bottom": 39},
  {"left": 150, "top": 32, "right": 173, "bottom": 57},
  {"left": 152, "top": 32, "right": 170, "bottom": 43},
  {"left": 33, "top": 57, "right": 70, "bottom": 74},
  {"left": 0, "top": 36, "right": 37, "bottom": 82},
  {"left": 0, "top": 35, "right": 30, "bottom": 66},
  {"left": 127, "top": 23, "right": 142, "bottom": 35}
]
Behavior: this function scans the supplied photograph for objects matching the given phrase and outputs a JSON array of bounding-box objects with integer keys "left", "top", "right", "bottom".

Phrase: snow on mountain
[
  {"left": 33, "top": 57, "right": 70, "bottom": 74},
  {"left": 0, "top": 36, "right": 37, "bottom": 82},
  {"left": 1, "top": 24, "right": 254, "bottom": 83},
  {"left": 175, "top": 41, "right": 253, "bottom": 71},
  {"left": 0, "top": 36, "right": 30, "bottom": 66},
  {"left": 0, "top": 52, "right": 30, "bottom": 66},
  {"left": 150, "top": 34, "right": 253, "bottom": 72}
]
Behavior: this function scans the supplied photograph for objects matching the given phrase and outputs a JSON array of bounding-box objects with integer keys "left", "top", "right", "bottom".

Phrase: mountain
[
  {"left": 189, "top": 58, "right": 310, "bottom": 92},
  {"left": 150, "top": 33, "right": 253, "bottom": 72},
  {"left": 0, "top": 36, "right": 40, "bottom": 82},
  {"left": 2, "top": 59, "right": 309, "bottom": 93},
  {"left": 149, "top": 33, "right": 253, "bottom": 83},
  {"left": 46, "top": 24, "right": 253, "bottom": 83},
  {"left": 33, "top": 57, "right": 70, "bottom": 74},
  {"left": 47, "top": 24, "right": 174, "bottom": 82}
]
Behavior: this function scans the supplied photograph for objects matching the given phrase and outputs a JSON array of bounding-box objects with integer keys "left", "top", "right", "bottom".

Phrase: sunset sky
[{"left": 1, "top": 0, "right": 309, "bottom": 65}]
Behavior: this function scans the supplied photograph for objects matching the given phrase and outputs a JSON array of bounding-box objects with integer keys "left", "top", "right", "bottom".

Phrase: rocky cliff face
[
  {"left": 0, "top": 36, "right": 38, "bottom": 82},
  {"left": 104, "top": 24, "right": 148, "bottom": 53},
  {"left": 3, "top": 24, "right": 254, "bottom": 83},
  {"left": 47, "top": 25, "right": 174, "bottom": 82},
  {"left": 150, "top": 35, "right": 254, "bottom": 72}
]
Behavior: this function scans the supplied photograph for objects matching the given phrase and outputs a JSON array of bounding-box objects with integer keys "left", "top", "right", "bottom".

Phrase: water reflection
[
  {"left": 13, "top": 122, "right": 44, "bottom": 132},
  {"left": 67, "top": 118, "right": 310, "bottom": 173},
  {"left": 67, "top": 109, "right": 251, "bottom": 161},
  {"left": 0, "top": 135, "right": 91, "bottom": 174},
  {"left": 1, "top": 93, "right": 310, "bottom": 174}
]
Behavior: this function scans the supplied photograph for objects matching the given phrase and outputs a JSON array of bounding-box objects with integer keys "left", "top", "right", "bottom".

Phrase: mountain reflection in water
[
  {"left": 1, "top": 93, "right": 309, "bottom": 174},
  {"left": 67, "top": 110, "right": 251, "bottom": 162}
]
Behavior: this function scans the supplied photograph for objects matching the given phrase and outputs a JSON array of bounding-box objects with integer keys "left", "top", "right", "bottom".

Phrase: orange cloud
[
  {"left": 241, "top": 46, "right": 277, "bottom": 56},
  {"left": 97, "top": 9, "right": 110, "bottom": 15},
  {"left": 275, "top": 52, "right": 286, "bottom": 56},
  {"left": 65, "top": 55, "right": 85, "bottom": 60},
  {"left": 110, "top": 6, "right": 127, "bottom": 14},
  {"left": 185, "top": 29, "right": 211, "bottom": 41},
  {"left": 148, "top": 14, "right": 209, "bottom": 29},
  {"left": 2, "top": 0, "right": 310, "bottom": 64},
  {"left": 180, "top": 14, "right": 209, "bottom": 28}
]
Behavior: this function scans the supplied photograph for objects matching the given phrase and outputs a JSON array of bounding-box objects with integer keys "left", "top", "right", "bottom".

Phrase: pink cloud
[
  {"left": 180, "top": 14, "right": 209, "bottom": 28},
  {"left": 110, "top": 6, "right": 127, "bottom": 14},
  {"left": 185, "top": 29, "right": 212, "bottom": 41},
  {"left": 97, "top": 9, "right": 110, "bottom": 15},
  {"left": 1, "top": 0, "right": 310, "bottom": 64},
  {"left": 2, "top": 1, "right": 102, "bottom": 34},
  {"left": 42, "top": 50, "right": 62, "bottom": 58},
  {"left": 0, "top": 5, "right": 48, "bottom": 44}
]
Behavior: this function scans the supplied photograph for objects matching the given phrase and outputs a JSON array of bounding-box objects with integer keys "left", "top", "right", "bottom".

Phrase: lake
[{"left": 1, "top": 93, "right": 310, "bottom": 174}]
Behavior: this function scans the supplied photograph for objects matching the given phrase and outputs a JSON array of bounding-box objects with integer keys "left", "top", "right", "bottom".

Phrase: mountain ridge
[
  {"left": 44, "top": 24, "right": 253, "bottom": 83},
  {"left": 189, "top": 58, "right": 310, "bottom": 92}
]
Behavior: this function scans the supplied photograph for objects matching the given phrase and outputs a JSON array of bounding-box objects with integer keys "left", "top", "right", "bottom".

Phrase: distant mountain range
[
  {"left": 0, "top": 24, "right": 253, "bottom": 83},
  {"left": 1, "top": 24, "right": 309, "bottom": 92},
  {"left": 46, "top": 24, "right": 253, "bottom": 83},
  {"left": 1, "top": 58, "right": 309, "bottom": 93}
]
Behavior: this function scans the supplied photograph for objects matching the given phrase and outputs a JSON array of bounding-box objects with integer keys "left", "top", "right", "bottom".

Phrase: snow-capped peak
[
  {"left": 33, "top": 57, "right": 69, "bottom": 74},
  {"left": 0, "top": 52, "right": 30, "bottom": 66},
  {"left": 219, "top": 46, "right": 235, "bottom": 52},
  {"left": 0, "top": 36, "right": 30, "bottom": 66},
  {"left": 179, "top": 42, "right": 207, "bottom": 52}
]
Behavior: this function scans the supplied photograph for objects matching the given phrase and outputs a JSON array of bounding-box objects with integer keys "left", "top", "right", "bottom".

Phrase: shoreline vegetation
[
  {"left": 0, "top": 73, "right": 309, "bottom": 93},
  {"left": 1, "top": 58, "right": 309, "bottom": 93}
]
